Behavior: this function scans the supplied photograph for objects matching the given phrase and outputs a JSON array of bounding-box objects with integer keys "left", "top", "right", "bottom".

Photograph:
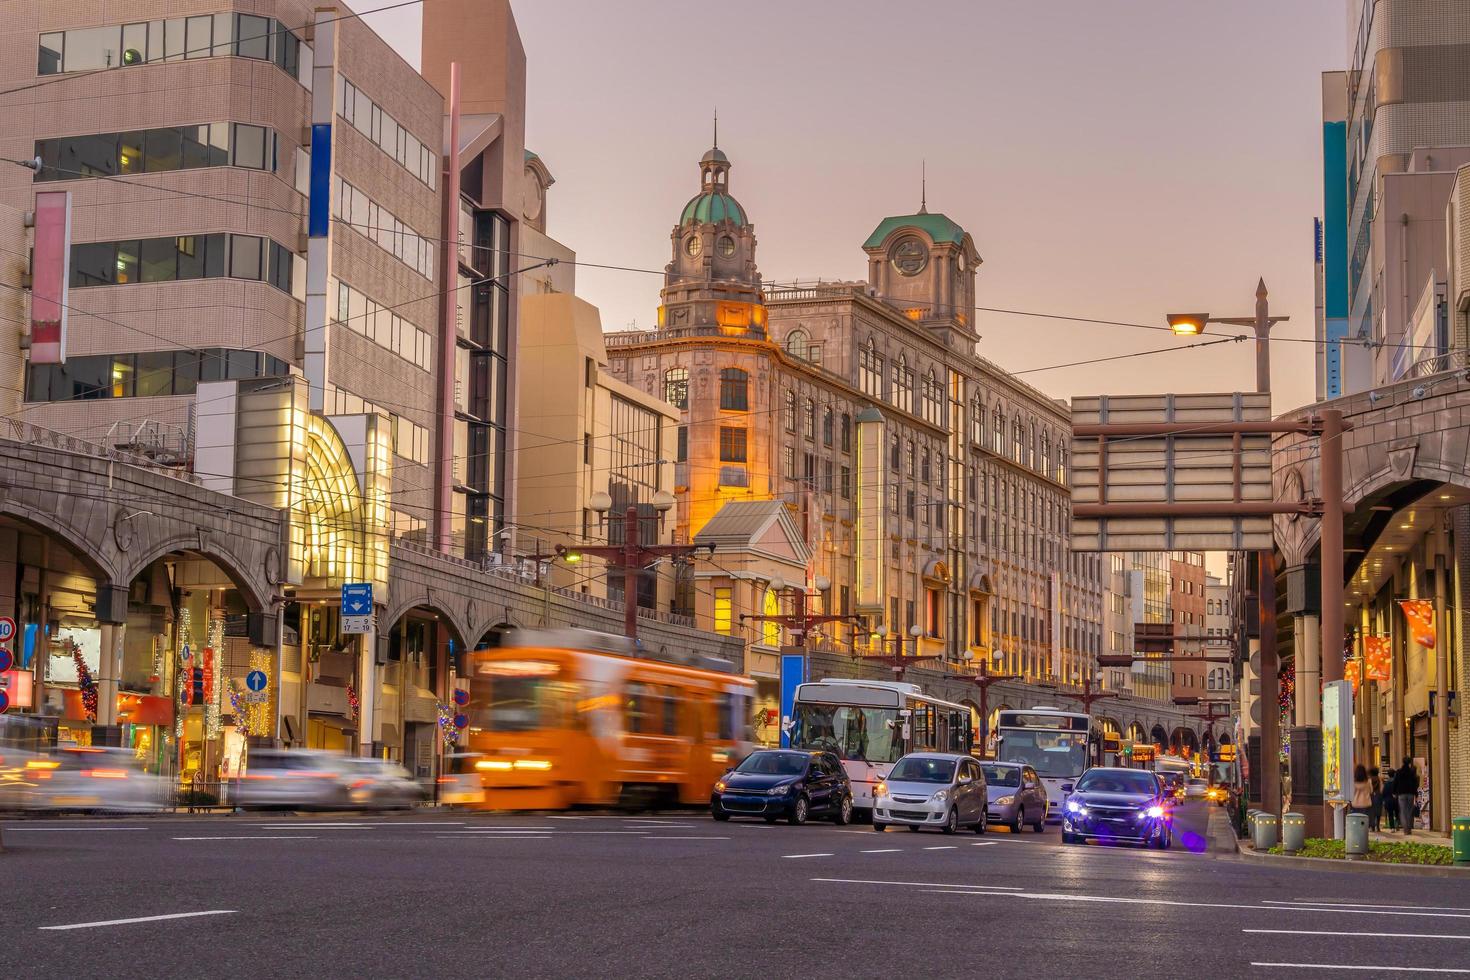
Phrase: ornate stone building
[{"left": 606, "top": 143, "right": 1105, "bottom": 715}]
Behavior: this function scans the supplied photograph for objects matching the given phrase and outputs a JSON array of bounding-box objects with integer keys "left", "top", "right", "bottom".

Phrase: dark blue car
[
  {"left": 1061, "top": 766, "right": 1173, "bottom": 848},
  {"left": 711, "top": 749, "right": 852, "bottom": 826}
]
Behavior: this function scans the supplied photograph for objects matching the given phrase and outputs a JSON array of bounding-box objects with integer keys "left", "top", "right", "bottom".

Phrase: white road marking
[
  {"left": 41, "top": 911, "right": 236, "bottom": 931},
  {"left": 861, "top": 849, "right": 902, "bottom": 854},
  {"left": 258, "top": 826, "right": 364, "bottom": 831},
  {"left": 260, "top": 823, "right": 368, "bottom": 828},
  {"left": 434, "top": 835, "right": 551, "bottom": 840},
  {"left": 1245, "top": 930, "right": 1470, "bottom": 941},
  {"left": 352, "top": 821, "right": 465, "bottom": 827},
  {"left": 900, "top": 886, "right": 1470, "bottom": 920},
  {"left": 782, "top": 853, "right": 834, "bottom": 859},
  {"left": 923, "top": 845, "right": 958, "bottom": 850},
  {"left": 1251, "top": 964, "right": 1470, "bottom": 974},
  {"left": 4, "top": 826, "right": 148, "bottom": 832},
  {"left": 172, "top": 836, "right": 319, "bottom": 841},
  {"left": 810, "top": 878, "right": 1023, "bottom": 891},
  {"left": 642, "top": 836, "right": 730, "bottom": 840},
  {"left": 1266, "top": 900, "right": 1470, "bottom": 914},
  {"left": 970, "top": 841, "right": 998, "bottom": 846},
  {"left": 444, "top": 826, "right": 555, "bottom": 831}
]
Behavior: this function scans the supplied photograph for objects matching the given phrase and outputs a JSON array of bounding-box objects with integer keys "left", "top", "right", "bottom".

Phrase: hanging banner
[
  {"left": 1363, "top": 635, "right": 1392, "bottom": 682},
  {"left": 202, "top": 646, "right": 215, "bottom": 707},
  {"left": 1398, "top": 599, "right": 1436, "bottom": 649},
  {"left": 1345, "top": 659, "right": 1361, "bottom": 695},
  {"left": 30, "top": 190, "right": 71, "bottom": 364}
]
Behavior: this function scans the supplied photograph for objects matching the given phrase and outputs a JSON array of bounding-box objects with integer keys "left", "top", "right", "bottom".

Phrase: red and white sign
[
  {"left": 30, "top": 191, "right": 71, "bottom": 364},
  {"left": 0, "top": 616, "right": 15, "bottom": 643}
]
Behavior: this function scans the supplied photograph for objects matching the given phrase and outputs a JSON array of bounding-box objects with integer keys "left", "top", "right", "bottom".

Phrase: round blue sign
[
  {"left": 180, "top": 644, "right": 192, "bottom": 663},
  {"left": 245, "top": 670, "right": 268, "bottom": 692},
  {"left": 453, "top": 713, "right": 469, "bottom": 729},
  {"left": 0, "top": 647, "right": 13, "bottom": 674},
  {"left": 0, "top": 689, "right": 9, "bottom": 714},
  {"left": 452, "top": 688, "right": 469, "bottom": 706}
]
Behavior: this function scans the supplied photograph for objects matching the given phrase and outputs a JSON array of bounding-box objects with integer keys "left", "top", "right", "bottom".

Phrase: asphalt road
[{"left": 5, "top": 801, "right": 1469, "bottom": 979}]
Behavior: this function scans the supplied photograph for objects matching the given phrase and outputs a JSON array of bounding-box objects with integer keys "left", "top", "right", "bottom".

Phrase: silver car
[
  {"left": 236, "top": 749, "right": 361, "bottom": 810},
  {"left": 341, "top": 758, "right": 426, "bottom": 809},
  {"left": 872, "top": 753, "right": 988, "bottom": 835},
  {"left": 981, "top": 761, "right": 1048, "bottom": 833},
  {"left": 24, "top": 747, "right": 165, "bottom": 812}
]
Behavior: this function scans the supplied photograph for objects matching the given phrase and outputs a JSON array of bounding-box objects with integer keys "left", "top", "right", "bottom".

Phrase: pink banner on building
[{"left": 30, "top": 190, "right": 71, "bottom": 364}]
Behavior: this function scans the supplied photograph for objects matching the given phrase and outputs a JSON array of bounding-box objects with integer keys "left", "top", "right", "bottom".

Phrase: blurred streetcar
[{"left": 447, "top": 630, "right": 754, "bottom": 810}]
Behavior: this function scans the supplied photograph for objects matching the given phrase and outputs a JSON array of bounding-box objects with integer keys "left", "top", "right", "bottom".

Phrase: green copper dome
[{"left": 680, "top": 191, "right": 747, "bottom": 227}]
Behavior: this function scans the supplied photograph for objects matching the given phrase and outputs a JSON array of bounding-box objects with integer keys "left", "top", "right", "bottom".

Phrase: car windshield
[
  {"left": 997, "top": 729, "right": 1089, "bottom": 778},
  {"left": 980, "top": 764, "right": 1020, "bottom": 788},
  {"left": 790, "top": 703, "right": 901, "bottom": 763},
  {"left": 887, "top": 757, "right": 956, "bottom": 784},
  {"left": 1187, "top": 779, "right": 1207, "bottom": 787},
  {"left": 734, "top": 752, "right": 808, "bottom": 776},
  {"left": 1075, "top": 770, "right": 1158, "bottom": 795}
]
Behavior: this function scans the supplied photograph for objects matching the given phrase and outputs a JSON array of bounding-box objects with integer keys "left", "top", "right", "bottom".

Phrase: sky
[{"left": 362, "top": 0, "right": 1347, "bottom": 415}]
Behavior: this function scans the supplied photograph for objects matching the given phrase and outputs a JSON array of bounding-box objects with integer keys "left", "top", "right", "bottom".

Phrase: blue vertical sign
[
  {"left": 308, "top": 123, "right": 333, "bottom": 238},
  {"left": 779, "top": 653, "right": 807, "bottom": 749}
]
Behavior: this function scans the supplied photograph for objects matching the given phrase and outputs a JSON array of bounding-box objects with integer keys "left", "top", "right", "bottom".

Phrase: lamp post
[
  {"left": 740, "top": 574, "right": 858, "bottom": 648},
  {"left": 947, "top": 648, "right": 1018, "bottom": 756},
  {"left": 854, "top": 623, "right": 929, "bottom": 681},
  {"left": 556, "top": 490, "right": 711, "bottom": 642},
  {"left": 1166, "top": 280, "right": 1289, "bottom": 822}
]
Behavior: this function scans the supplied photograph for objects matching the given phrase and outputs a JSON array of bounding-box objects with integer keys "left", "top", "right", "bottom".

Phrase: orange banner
[
  {"left": 1398, "top": 599, "right": 1436, "bottom": 649},
  {"left": 1363, "top": 635, "right": 1392, "bottom": 682},
  {"left": 1346, "top": 659, "right": 1360, "bottom": 694}
]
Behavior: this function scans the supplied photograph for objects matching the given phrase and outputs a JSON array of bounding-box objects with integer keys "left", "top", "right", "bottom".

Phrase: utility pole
[
  {"left": 945, "top": 654, "right": 1020, "bottom": 755},
  {"left": 740, "top": 575, "right": 857, "bottom": 649},
  {"left": 557, "top": 497, "right": 711, "bottom": 642}
]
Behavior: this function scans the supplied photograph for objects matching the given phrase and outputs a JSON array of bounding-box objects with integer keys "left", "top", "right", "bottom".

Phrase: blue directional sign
[
  {"left": 245, "top": 670, "right": 268, "bottom": 693},
  {"left": 341, "top": 583, "right": 373, "bottom": 616}
]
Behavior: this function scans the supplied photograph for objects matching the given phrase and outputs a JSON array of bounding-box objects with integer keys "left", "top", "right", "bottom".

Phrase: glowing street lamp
[{"left": 1166, "top": 313, "right": 1210, "bottom": 336}]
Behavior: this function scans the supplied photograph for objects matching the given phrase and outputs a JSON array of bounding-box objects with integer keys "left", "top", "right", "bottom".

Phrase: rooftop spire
[
  {"left": 919, "top": 160, "right": 927, "bottom": 214},
  {"left": 713, "top": 107, "right": 718, "bottom": 150}
]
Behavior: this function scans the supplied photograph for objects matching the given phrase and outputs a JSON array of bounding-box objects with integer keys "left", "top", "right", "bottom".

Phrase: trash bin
[
  {"left": 1345, "top": 812, "right": 1368, "bottom": 859},
  {"left": 1252, "top": 813, "right": 1278, "bottom": 850},
  {"left": 1282, "top": 812, "right": 1306, "bottom": 853},
  {"left": 1453, "top": 816, "right": 1470, "bottom": 866}
]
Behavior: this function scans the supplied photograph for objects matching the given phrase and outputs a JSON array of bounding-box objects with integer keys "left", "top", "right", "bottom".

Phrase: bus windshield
[
  {"left": 791, "top": 703, "right": 901, "bottom": 764},
  {"left": 997, "top": 729, "right": 1088, "bottom": 778}
]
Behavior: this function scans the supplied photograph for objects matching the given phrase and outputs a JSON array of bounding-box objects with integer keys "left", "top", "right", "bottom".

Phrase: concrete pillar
[
  {"left": 1296, "top": 614, "right": 1321, "bottom": 727},
  {"left": 357, "top": 622, "right": 378, "bottom": 757},
  {"left": 1390, "top": 569, "right": 1406, "bottom": 765},
  {"left": 95, "top": 621, "right": 125, "bottom": 727}
]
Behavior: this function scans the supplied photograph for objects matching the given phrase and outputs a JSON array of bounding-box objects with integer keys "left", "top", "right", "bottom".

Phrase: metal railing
[
  {"left": 1407, "top": 347, "right": 1470, "bottom": 380},
  {"left": 0, "top": 417, "right": 202, "bottom": 484}
]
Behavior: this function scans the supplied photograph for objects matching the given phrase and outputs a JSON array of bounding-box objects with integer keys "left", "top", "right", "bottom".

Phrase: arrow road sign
[
  {"left": 341, "top": 583, "right": 373, "bottom": 616},
  {"left": 245, "top": 670, "right": 268, "bottom": 693}
]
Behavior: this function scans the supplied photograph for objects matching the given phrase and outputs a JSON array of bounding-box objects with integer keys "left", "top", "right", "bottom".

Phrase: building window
[
  {"left": 803, "top": 452, "right": 817, "bottom": 490},
  {"left": 822, "top": 459, "right": 834, "bottom": 493},
  {"left": 970, "top": 394, "right": 985, "bottom": 444},
  {"left": 840, "top": 413, "right": 852, "bottom": 453},
  {"left": 676, "top": 426, "right": 688, "bottom": 462},
  {"left": 762, "top": 588, "right": 781, "bottom": 647},
  {"left": 920, "top": 449, "right": 931, "bottom": 485},
  {"left": 839, "top": 465, "right": 852, "bottom": 500},
  {"left": 719, "top": 368, "right": 748, "bottom": 411},
  {"left": 822, "top": 407, "right": 834, "bottom": 447},
  {"left": 784, "top": 390, "right": 796, "bottom": 431},
  {"left": 26, "top": 348, "right": 288, "bottom": 402},
  {"left": 783, "top": 446, "right": 797, "bottom": 480},
  {"left": 992, "top": 408, "right": 1005, "bottom": 455},
  {"left": 714, "top": 587, "right": 732, "bottom": 634},
  {"left": 333, "top": 278, "right": 433, "bottom": 372},
  {"left": 38, "top": 14, "right": 309, "bottom": 82},
  {"left": 906, "top": 440, "right": 916, "bottom": 478},
  {"left": 719, "top": 426, "right": 747, "bottom": 462},
  {"left": 892, "top": 357, "right": 913, "bottom": 413},
  {"left": 332, "top": 175, "right": 436, "bottom": 280},
  {"left": 785, "top": 328, "right": 808, "bottom": 360},
  {"left": 70, "top": 233, "right": 297, "bottom": 296},
  {"left": 803, "top": 398, "right": 816, "bottom": 439},
  {"left": 35, "top": 123, "right": 275, "bottom": 182},
  {"left": 890, "top": 436, "right": 901, "bottom": 472},
  {"left": 860, "top": 338, "right": 883, "bottom": 395},
  {"left": 925, "top": 588, "right": 942, "bottom": 637},
  {"left": 338, "top": 75, "right": 438, "bottom": 189},
  {"left": 921, "top": 370, "right": 943, "bottom": 425},
  {"left": 663, "top": 367, "right": 688, "bottom": 409}
]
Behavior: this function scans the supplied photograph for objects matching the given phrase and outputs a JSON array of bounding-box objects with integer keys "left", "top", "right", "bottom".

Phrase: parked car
[
  {"left": 1183, "top": 777, "right": 1210, "bottom": 800},
  {"left": 981, "top": 761, "right": 1047, "bottom": 833},
  {"left": 1062, "top": 766, "right": 1173, "bottom": 848},
  {"left": 711, "top": 749, "right": 852, "bottom": 825},
  {"left": 341, "top": 758, "right": 427, "bottom": 809},
  {"left": 236, "top": 749, "right": 363, "bottom": 810},
  {"left": 24, "top": 747, "right": 165, "bottom": 813},
  {"left": 873, "top": 753, "right": 988, "bottom": 835}
]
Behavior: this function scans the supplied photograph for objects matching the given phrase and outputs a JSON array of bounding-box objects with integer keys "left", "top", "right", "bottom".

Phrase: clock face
[
  {"left": 685, "top": 236, "right": 702, "bottom": 257},
  {"left": 957, "top": 252, "right": 966, "bottom": 272},
  {"left": 717, "top": 235, "right": 736, "bottom": 257},
  {"left": 891, "top": 237, "right": 928, "bottom": 276}
]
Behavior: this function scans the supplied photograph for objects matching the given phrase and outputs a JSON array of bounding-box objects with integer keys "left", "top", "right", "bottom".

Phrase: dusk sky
[{"left": 366, "top": 0, "right": 1346, "bottom": 413}]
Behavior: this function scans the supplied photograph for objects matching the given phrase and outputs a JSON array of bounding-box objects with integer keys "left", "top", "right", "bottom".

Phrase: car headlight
[
  {"left": 768, "top": 784, "right": 791, "bottom": 796},
  {"left": 873, "top": 782, "right": 888, "bottom": 798},
  {"left": 1146, "top": 805, "right": 1165, "bottom": 819},
  {"left": 995, "top": 795, "right": 1014, "bottom": 805},
  {"left": 1066, "top": 800, "right": 1086, "bottom": 815},
  {"left": 930, "top": 789, "right": 948, "bottom": 804},
  {"left": 714, "top": 781, "right": 727, "bottom": 794}
]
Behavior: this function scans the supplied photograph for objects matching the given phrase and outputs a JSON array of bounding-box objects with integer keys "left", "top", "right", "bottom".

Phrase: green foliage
[
  {"left": 1268, "top": 837, "right": 1452, "bottom": 866},
  {"left": 177, "top": 789, "right": 220, "bottom": 807}
]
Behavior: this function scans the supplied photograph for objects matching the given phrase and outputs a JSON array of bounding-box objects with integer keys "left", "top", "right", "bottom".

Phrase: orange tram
[{"left": 451, "top": 631, "right": 755, "bottom": 810}]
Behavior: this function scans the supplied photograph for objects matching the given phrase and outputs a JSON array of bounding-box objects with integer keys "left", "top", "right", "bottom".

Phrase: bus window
[
  {"left": 909, "top": 702, "right": 936, "bottom": 749},
  {"left": 467, "top": 660, "right": 566, "bottom": 732},
  {"left": 791, "top": 704, "right": 901, "bottom": 763}
]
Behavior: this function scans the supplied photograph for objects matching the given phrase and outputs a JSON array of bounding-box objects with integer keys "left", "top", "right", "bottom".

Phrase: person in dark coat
[
  {"left": 1381, "top": 767, "right": 1398, "bottom": 829},
  {"left": 1393, "top": 756, "right": 1419, "bottom": 835},
  {"left": 1368, "top": 769, "right": 1383, "bottom": 831}
]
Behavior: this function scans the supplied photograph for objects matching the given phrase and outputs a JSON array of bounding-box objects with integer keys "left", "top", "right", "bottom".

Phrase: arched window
[
  {"left": 859, "top": 338, "right": 884, "bottom": 395},
  {"left": 803, "top": 398, "right": 816, "bottom": 439},
  {"left": 719, "top": 367, "right": 748, "bottom": 411},
  {"left": 822, "top": 406, "right": 834, "bottom": 447},
  {"left": 1012, "top": 419, "right": 1025, "bottom": 463},
  {"left": 762, "top": 587, "right": 781, "bottom": 647},
  {"left": 1040, "top": 432, "right": 1050, "bottom": 477},
  {"left": 892, "top": 356, "right": 913, "bottom": 412},
  {"left": 840, "top": 413, "right": 852, "bottom": 453},
  {"left": 970, "top": 393, "right": 984, "bottom": 445},
  {"left": 922, "top": 370, "right": 943, "bottom": 425},
  {"left": 992, "top": 407, "right": 1005, "bottom": 455},
  {"left": 662, "top": 367, "right": 688, "bottom": 409},
  {"left": 784, "top": 389, "right": 797, "bottom": 432},
  {"left": 785, "top": 329, "right": 809, "bottom": 360}
]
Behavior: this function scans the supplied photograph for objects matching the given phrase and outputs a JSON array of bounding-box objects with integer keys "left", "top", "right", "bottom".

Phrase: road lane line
[
  {"left": 782, "top": 853, "right": 834, "bottom": 859},
  {"left": 642, "top": 836, "right": 731, "bottom": 840},
  {"left": 1245, "top": 930, "right": 1470, "bottom": 940},
  {"left": 970, "top": 842, "right": 997, "bottom": 846},
  {"left": 434, "top": 835, "right": 551, "bottom": 840},
  {"left": 923, "top": 846, "right": 958, "bottom": 850},
  {"left": 1266, "top": 901, "right": 1470, "bottom": 914},
  {"left": 41, "top": 911, "right": 236, "bottom": 931},
  {"left": 4, "top": 826, "right": 148, "bottom": 832},
  {"left": 861, "top": 848, "right": 902, "bottom": 853},
  {"left": 810, "top": 878, "right": 1023, "bottom": 891},
  {"left": 172, "top": 836, "right": 319, "bottom": 841},
  {"left": 906, "top": 887, "right": 1470, "bottom": 919},
  {"left": 1251, "top": 964, "right": 1470, "bottom": 974}
]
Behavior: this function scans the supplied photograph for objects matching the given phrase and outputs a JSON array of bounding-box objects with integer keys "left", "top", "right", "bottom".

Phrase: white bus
[
  {"left": 788, "top": 679, "right": 973, "bottom": 813},
  {"left": 994, "top": 706, "right": 1093, "bottom": 821}
]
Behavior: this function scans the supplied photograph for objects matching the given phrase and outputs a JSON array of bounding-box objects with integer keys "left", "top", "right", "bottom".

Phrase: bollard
[
  {"left": 1246, "top": 809, "right": 1260, "bottom": 836},
  {"left": 1252, "top": 813, "right": 1278, "bottom": 850},
  {"left": 1453, "top": 816, "right": 1470, "bottom": 866},
  {"left": 1345, "top": 812, "right": 1369, "bottom": 860},
  {"left": 1282, "top": 812, "right": 1306, "bottom": 854}
]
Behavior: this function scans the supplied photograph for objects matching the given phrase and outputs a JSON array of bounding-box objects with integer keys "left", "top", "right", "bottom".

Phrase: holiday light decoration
[
  {"left": 346, "top": 684, "right": 360, "bottom": 720},
  {"left": 205, "top": 616, "right": 225, "bottom": 740},
  {"left": 437, "top": 701, "right": 458, "bottom": 748},
  {"left": 1278, "top": 662, "right": 1294, "bottom": 762},
  {"left": 69, "top": 639, "right": 99, "bottom": 721}
]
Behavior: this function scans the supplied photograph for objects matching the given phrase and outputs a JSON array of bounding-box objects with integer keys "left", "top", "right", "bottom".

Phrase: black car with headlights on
[
  {"left": 711, "top": 749, "right": 852, "bottom": 826},
  {"left": 1060, "top": 766, "right": 1173, "bottom": 848}
]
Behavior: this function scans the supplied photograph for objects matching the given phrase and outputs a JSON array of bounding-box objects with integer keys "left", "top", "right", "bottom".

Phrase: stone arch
[
  {"left": 473, "top": 621, "right": 521, "bottom": 650},
  {"left": 1126, "top": 721, "right": 1147, "bottom": 743},
  {"left": 0, "top": 497, "right": 120, "bottom": 584},
  {"left": 1150, "top": 723, "right": 1168, "bottom": 746},
  {"left": 1175, "top": 728, "right": 1199, "bottom": 755},
  {"left": 381, "top": 592, "right": 471, "bottom": 651},
  {"left": 1096, "top": 716, "right": 1121, "bottom": 735},
  {"left": 120, "top": 532, "right": 272, "bottom": 613}
]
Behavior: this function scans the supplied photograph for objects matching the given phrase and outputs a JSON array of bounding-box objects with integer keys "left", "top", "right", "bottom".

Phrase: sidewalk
[{"left": 1370, "top": 827, "right": 1452, "bottom": 849}]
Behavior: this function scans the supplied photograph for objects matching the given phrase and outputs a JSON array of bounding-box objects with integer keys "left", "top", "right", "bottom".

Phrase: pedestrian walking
[
  {"left": 1368, "top": 769, "right": 1383, "bottom": 831},
  {"left": 1381, "top": 767, "right": 1398, "bottom": 830},
  {"left": 1393, "top": 756, "right": 1419, "bottom": 836},
  {"left": 1349, "top": 764, "right": 1372, "bottom": 822}
]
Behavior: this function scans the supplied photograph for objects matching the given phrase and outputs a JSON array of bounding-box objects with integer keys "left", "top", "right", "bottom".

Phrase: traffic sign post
[
  {"left": 341, "top": 583, "right": 373, "bottom": 634},
  {"left": 0, "top": 648, "right": 13, "bottom": 674},
  {"left": 241, "top": 669, "right": 270, "bottom": 704},
  {"left": 0, "top": 617, "right": 15, "bottom": 644}
]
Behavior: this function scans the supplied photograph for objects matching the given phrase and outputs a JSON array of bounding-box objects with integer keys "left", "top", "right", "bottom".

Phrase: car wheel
[
  {"left": 711, "top": 804, "right": 730, "bottom": 822},
  {"left": 833, "top": 795, "right": 853, "bottom": 826},
  {"left": 1011, "top": 806, "right": 1024, "bottom": 834},
  {"left": 788, "top": 794, "right": 809, "bottom": 826},
  {"left": 1031, "top": 811, "right": 1045, "bottom": 833},
  {"left": 974, "top": 808, "right": 988, "bottom": 834},
  {"left": 872, "top": 820, "right": 887, "bottom": 833},
  {"left": 942, "top": 807, "right": 959, "bottom": 835},
  {"left": 1160, "top": 827, "right": 1172, "bottom": 850}
]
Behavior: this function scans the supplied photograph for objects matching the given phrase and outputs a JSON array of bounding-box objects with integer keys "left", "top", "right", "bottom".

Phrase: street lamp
[
  {"left": 740, "top": 574, "right": 854, "bottom": 649},
  {"left": 1166, "top": 313, "right": 1210, "bottom": 337}
]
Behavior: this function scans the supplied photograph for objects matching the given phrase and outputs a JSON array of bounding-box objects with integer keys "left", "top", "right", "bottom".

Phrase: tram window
[{"left": 662, "top": 693, "right": 678, "bottom": 736}]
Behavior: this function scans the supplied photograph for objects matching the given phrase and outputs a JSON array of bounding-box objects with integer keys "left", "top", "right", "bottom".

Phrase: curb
[{"left": 1232, "top": 839, "right": 1469, "bottom": 879}]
